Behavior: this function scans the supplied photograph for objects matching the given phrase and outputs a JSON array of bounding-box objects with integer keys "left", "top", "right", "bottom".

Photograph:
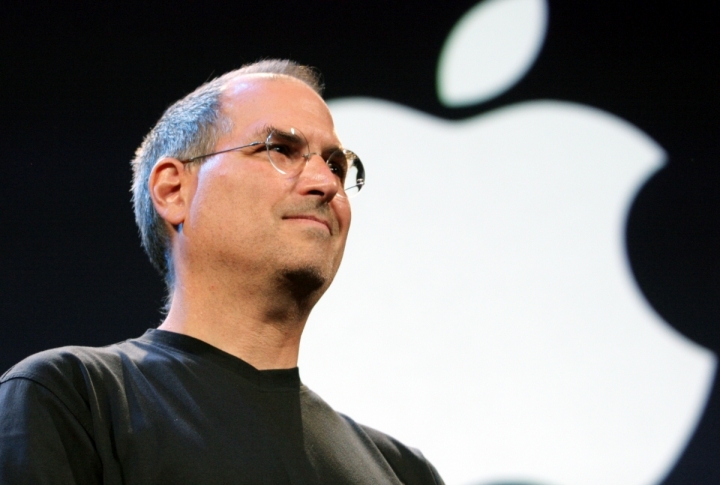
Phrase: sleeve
[{"left": 0, "top": 376, "right": 102, "bottom": 485}]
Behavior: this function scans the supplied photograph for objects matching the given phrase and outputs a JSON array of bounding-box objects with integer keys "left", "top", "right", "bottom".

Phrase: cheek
[
  {"left": 188, "top": 166, "right": 254, "bottom": 238},
  {"left": 188, "top": 162, "right": 283, "bottom": 244},
  {"left": 333, "top": 198, "right": 352, "bottom": 235}
]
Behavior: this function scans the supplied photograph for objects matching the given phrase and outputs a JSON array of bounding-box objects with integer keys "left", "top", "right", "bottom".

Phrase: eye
[
  {"left": 326, "top": 151, "right": 349, "bottom": 182},
  {"left": 267, "top": 142, "right": 294, "bottom": 157}
]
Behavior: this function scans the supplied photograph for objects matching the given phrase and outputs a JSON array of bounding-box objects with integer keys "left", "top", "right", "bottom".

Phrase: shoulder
[
  {"left": 341, "top": 414, "right": 446, "bottom": 485},
  {"left": 299, "top": 387, "right": 445, "bottom": 484},
  {"left": 3, "top": 342, "right": 126, "bottom": 381},
  {"left": 0, "top": 338, "right": 148, "bottom": 400}
]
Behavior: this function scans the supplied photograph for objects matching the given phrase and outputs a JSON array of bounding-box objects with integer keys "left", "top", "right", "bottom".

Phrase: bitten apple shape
[{"left": 300, "top": 2, "right": 716, "bottom": 485}]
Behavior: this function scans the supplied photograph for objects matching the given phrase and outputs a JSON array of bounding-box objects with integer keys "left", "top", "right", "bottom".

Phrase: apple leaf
[{"left": 437, "top": 0, "right": 548, "bottom": 107}]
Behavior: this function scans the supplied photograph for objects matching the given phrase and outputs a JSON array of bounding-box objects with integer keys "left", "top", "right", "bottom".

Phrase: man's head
[{"left": 131, "top": 60, "right": 352, "bottom": 308}]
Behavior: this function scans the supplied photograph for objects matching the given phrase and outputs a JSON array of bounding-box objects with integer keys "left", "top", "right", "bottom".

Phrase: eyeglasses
[{"left": 180, "top": 127, "right": 365, "bottom": 198}]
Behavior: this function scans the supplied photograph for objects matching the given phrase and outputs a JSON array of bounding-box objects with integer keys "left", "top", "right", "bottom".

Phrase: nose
[{"left": 297, "top": 153, "right": 341, "bottom": 201}]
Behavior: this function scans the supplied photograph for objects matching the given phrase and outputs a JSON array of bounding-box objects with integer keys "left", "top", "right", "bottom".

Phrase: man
[{"left": 0, "top": 60, "right": 444, "bottom": 484}]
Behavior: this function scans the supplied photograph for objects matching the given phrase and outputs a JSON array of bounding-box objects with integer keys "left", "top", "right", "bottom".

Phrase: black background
[{"left": 2, "top": 1, "right": 719, "bottom": 483}]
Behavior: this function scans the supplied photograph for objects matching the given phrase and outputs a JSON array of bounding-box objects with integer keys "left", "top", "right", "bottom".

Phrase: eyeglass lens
[{"left": 265, "top": 129, "right": 365, "bottom": 197}]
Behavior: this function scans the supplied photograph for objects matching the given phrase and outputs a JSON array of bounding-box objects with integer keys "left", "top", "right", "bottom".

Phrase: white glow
[
  {"left": 302, "top": 98, "right": 715, "bottom": 485},
  {"left": 437, "top": 0, "right": 548, "bottom": 107},
  {"left": 301, "top": 1, "right": 715, "bottom": 483}
]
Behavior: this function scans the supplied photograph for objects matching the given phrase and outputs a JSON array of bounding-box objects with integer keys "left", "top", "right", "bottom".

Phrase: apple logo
[{"left": 300, "top": 1, "right": 717, "bottom": 484}]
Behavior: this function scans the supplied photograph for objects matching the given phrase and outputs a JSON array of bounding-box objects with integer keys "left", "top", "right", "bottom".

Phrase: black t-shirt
[{"left": 0, "top": 330, "right": 443, "bottom": 485}]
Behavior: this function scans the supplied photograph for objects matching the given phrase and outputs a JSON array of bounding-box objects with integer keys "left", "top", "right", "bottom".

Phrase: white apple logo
[{"left": 301, "top": 1, "right": 716, "bottom": 485}]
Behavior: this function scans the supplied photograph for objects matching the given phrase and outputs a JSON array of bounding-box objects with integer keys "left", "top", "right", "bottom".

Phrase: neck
[{"left": 158, "top": 269, "right": 322, "bottom": 370}]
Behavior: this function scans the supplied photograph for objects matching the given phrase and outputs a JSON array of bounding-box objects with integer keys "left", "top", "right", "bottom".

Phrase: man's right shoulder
[{"left": 1, "top": 339, "right": 141, "bottom": 395}]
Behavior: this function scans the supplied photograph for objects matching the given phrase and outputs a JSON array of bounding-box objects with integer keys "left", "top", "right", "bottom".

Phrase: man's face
[{"left": 180, "top": 75, "right": 352, "bottom": 297}]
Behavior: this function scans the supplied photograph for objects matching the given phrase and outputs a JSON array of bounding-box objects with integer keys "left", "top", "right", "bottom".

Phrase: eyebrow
[
  {"left": 251, "top": 124, "right": 343, "bottom": 154},
  {"left": 249, "top": 125, "right": 306, "bottom": 147},
  {"left": 249, "top": 124, "right": 277, "bottom": 141}
]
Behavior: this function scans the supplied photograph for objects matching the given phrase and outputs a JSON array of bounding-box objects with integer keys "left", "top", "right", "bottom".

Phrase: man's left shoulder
[{"left": 340, "top": 414, "right": 445, "bottom": 485}]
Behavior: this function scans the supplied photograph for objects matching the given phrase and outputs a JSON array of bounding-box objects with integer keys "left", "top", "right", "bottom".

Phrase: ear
[{"left": 148, "top": 157, "right": 195, "bottom": 228}]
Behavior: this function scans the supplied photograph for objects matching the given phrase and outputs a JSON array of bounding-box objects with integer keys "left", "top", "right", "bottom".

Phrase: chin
[{"left": 279, "top": 266, "right": 329, "bottom": 302}]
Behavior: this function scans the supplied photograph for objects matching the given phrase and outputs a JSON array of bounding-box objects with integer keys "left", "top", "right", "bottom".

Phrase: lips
[{"left": 283, "top": 214, "right": 332, "bottom": 233}]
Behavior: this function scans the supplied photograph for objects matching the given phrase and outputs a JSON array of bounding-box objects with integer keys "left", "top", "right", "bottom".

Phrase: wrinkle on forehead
[{"left": 218, "top": 75, "right": 341, "bottom": 150}]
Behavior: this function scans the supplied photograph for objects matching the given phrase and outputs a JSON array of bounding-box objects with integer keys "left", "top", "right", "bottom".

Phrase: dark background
[{"left": 1, "top": 1, "right": 719, "bottom": 483}]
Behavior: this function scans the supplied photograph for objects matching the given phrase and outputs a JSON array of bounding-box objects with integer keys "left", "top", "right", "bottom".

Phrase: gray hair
[{"left": 130, "top": 59, "right": 324, "bottom": 307}]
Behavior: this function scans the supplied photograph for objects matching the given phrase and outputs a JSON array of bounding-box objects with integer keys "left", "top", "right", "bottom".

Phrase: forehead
[{"left": 219, "top": 74, "right": 339, "bottom": 146}]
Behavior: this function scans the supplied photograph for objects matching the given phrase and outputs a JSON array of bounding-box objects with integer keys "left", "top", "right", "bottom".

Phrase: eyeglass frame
[{"left": 178, "top": 128, "right": 365, "bottom": 197}]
